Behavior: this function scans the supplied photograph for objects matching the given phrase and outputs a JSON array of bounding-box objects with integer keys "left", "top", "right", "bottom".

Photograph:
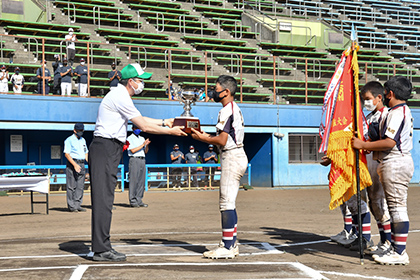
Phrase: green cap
[{"left": 121, "top": 63, "right": 152, "bottom": 80}]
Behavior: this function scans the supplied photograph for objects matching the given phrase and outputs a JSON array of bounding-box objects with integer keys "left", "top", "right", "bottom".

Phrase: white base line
[
  {"left": 69, "top": 265, "right": 89, "bottom": 280},
  {"left": 319, "top": 270, "right": 402, "bottom": 280}
]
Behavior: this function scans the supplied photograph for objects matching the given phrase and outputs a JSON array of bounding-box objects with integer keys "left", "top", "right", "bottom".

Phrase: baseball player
[
  {"left": 74, "top": 58, "right": 89, "bottom": 97},
  {"left": 0, "top": 65, "right": 9, "bottom": 93},
  {"left": 352, "top": 76, "right": 414, "bottom": 265},
  {"left": 191, "top": 75, "right": 248, "bottom": 259},
  {"left": 60, "top": 59, "right": 73, "bottom": 96},
  {"left": 10, "top": 67, "right": 24, "bottom": 94},
  {"left": 360, "top": 81, "right": 392, "bottom": 256}
]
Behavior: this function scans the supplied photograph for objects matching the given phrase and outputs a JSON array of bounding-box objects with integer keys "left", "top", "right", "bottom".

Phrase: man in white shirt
[
  {"left": 127, "top": 125, "right": 150, "bottom": 208},
  {"left": 89, "top": 63, "right": 186, "bottom": 262},
  {"left": 10, "top": 67, "right": 24, "bottom": 94},
  {"left": 65, "top": 28, "right": 77, "bottom": 67},
  {"left": 0, "top": 65, "right": 9, "bottom": 93}
]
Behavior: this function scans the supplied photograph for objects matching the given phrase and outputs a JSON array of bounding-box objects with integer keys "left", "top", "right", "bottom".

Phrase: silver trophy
[{"left": 173, "top": 88, "right": 202, "bottom": 133}]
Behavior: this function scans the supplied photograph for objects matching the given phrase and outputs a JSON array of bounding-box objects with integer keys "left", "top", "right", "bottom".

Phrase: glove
[{"left": 123, "top": 140, "right": 130, "bottom": 151}]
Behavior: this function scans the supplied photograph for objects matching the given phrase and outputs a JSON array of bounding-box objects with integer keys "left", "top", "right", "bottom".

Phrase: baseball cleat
[
  {"left": 330, "top": 229, "right": 350, "bottom": 243},
  {"left": 349, "top": 237, "right": 374, "bottom": 251},
  {"left": 203, "top": 241, "right": 237, "bottom": 259},
  {"left": 374, "top": 249, "right": 409, "bottom": 265},
  {"left": 336, "top": 230, "right": 357, "bottom": 246},
  {"left": 367, "top": 240, "right": 391, "bottom": 256}
]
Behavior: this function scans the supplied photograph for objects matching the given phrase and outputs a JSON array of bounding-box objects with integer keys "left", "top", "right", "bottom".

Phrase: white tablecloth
[{"left": 0, "top": 176, "right": 49, "bottom": 194}]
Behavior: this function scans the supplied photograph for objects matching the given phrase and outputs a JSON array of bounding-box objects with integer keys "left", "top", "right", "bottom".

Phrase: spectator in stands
[
  {"left": 108, "top": 62, "right": 121, "bottom": 90},
  {"left": 10, "top": 67, "right": 24, "bottom": 94},
  {"left": 166, "top": 80, "right": 177, "bottom": 100},
  {"left": 170, "top": 144, "right": 184, "bottom": 189},
  {"left": 52, "top": 54, "right": 64, "bottom": 95},
  {"left": 185, "top": 145, "right": 199, "bottom": 189},
  {"left": 60, "top": 59, "right": 73, "bottom": 96},
  {"left": 74, "top": 58, "right": 90, "bottom": 97},
  {"left": 36, "top": 60, "right": 52, "bottom": 95},
  {"left": 65, "top": 28, "right": 77, "bottom": 67},
  {"left": 64, "top": 122, "right": 88, "bottom": 213},
  {"left": 127, "top": 124, "right": 150, "bottom": 208},
  {"left": 0, "top": 65, "right": 9, "bottom": 93},
  {"left": 203, "top": 144, "right": 218, "bottom": 190}
]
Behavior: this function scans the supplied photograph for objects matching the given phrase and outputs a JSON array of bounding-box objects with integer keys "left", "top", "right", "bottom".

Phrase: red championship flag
[{"left": 322, "top": 47, "right": 372, "bottom": 210}]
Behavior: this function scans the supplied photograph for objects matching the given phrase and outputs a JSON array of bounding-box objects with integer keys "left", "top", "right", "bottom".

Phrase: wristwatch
[{"left": 162, "top": 119, "right": 165, "bottom": 127}]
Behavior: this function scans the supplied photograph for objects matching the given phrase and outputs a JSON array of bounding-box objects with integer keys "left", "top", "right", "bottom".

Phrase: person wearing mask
[
  {"left": 88, "top": 63, "right": 186, "bottom": 262},
  {"left": 185, "top": 145, "right": 199, "bottom": 189},
  {"left": 65, "top": 28, "right": 77, "bottom": 67},
  {"left": 0, "top": 65, "right": 9, "bottom": 93},
  {"left": 10, "top": 67, "right": 24, "bottom": 94},
  {"left": 108, "top": 62, "right": 121, "bottom": 90},
  {"left": 203, "top": 144, "right": 218, "bottom": 190},
  {"left": 52, "top": 54, "right": 64, "bottom": 95},
  {"left": 60, "top": 59, "right": 73, "bottom": 96},
  {"left": 127, "top": 124, "right": 151, "bottom": 208},
  {"left": 74, "top": 58, "right": 90, "bottom": 97},
  {"left": 170, "top": 144, "right": 184, "bottom": 189},
  {"left": 64, "top": 122, "right": 88, "bottom": 213},
  {"left": 36, "top": 60, "right": 52, "bottom": 95}
]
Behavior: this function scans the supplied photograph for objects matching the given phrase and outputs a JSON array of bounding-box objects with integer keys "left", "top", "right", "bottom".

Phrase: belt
[
  {"left": 73, "top": 159, "right": 85, "bottom": 163},
  {"left": 94, "top": 136, "right": 124, "bottom": 147},
  {"left": 222, "top": 146, "right": 243, "bottom": 152},
  {"left": 130, "top": 156, "right": 145, "bottom": 159}
]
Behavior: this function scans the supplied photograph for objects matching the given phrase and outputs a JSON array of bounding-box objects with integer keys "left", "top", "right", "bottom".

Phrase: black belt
[
  {"left": 94, "top": 136, "right": 124, "bottom": 147},
  {"left": 130, "top": 156, "right": 145, "bottom": 159},
  {"left": 73, "top": 159, "right": 85, "bottom": 163}
]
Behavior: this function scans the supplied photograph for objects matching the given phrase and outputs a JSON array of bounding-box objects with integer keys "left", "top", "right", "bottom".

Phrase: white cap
[{"left": 68, "top": 28, "right": 74, "bottom": 32}]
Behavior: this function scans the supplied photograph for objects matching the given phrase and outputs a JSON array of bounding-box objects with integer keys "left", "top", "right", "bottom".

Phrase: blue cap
[
  {"left": 74, "top": 123, "right": 84, "bottom": 130},
  {"left": 209, "top": 144, "right": 214, "bottom": 148}
]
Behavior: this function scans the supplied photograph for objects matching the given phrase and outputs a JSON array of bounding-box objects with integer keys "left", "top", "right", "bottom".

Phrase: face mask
[
  {"left": 1, "top": 69, "right": 5, "bottom": 72},
  {"left": 384, "top": 93, "right": 391, "bottom": 107},
  {"left": 211, "top": 89, "right": 226, "bottom": 102},
  {"left": 174, "top": 148, "right": 179, "bottom": 151},
  {"left": 64, "top": 62, "right": 68, "bottom": 66},
  {"left": 81, "top": 62, "right": 85, "bottom": 65},
  {"left": 364, "top": 99, "right": 376, "bottom": 111},
  {"left": 133, "top": 129, "right": 141, "bottom": 135},
  {"left": 69, "top": 32, "right": 73, "bottom": 36},
  {"left": 209, "top": 148, "right": 213, "bottom": 151},
  {"left": 76, "top": 131, "right": 83, "bottom": 138},
  {"left": 190, "top": 149, "right": 194, "bottom": 153},
  {"left": 15, "top": 71, "right": 19, "bottom": 74},
  {"left": 131, "top": 80, "right": 144, "bottom": 95},
  {"left": 112, "top": 66, "right": 116, "bottom": 70}
]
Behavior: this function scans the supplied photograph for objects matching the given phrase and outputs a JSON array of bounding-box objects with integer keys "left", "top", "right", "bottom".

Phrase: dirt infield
[{"left": 0, "top": 186, "right": 419, "bottom": 280}]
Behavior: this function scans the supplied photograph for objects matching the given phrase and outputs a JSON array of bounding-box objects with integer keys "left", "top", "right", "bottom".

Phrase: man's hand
[
  {"left": 169, "top": 126, "right": 187, "bottom": 136},
  {"left": 352, "top": 136, "right": 365, "bottom": 150},
  {"left": 74, "top": 164, "right": 82, "bottom": 173},
  {"left": 320, "top": 155, "right": 331, "bottom": 166},
  {"left": 144, "top": 138, "right": 151, "bottom": 146}
]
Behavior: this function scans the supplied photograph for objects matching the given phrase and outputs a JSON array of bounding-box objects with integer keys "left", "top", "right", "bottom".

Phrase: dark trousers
[
  {"left": 38, "top": 83, "right": 50, "bottom": 95},
  {"left": 128, "top": 157, "right": 146, "bottom": 206},
  {"left": 66, "top": 161, "right": 85, "bottom": 211},
  {"left": 68, "top": 48, "right": 76, "bottom": 66},
  {"left": 188, "top": 167, "right": 198, "bottom": 188},
  {"left": 53, "top": 78, "right": 61, "bottom": 94},
  {"left": 171, "top": 167, "right": 182, "bottom": 186},
  {"left": 89, "top": 137, "right": 123, "bottom": 253}
]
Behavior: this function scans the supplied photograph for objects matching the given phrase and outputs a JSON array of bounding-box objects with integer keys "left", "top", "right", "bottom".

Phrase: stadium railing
[{"left": 144, "top": 163, "right": 251, "bottom": 191}]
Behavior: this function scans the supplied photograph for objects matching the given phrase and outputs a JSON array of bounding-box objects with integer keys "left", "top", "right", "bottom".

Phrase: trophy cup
[{"left": 173, "top": 88, "right": 201, "bottom": 134}]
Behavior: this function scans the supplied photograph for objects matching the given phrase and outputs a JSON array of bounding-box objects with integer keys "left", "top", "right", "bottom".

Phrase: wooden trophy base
[{"left": 173, "top": 116, "right": 201, "bottom": 134}]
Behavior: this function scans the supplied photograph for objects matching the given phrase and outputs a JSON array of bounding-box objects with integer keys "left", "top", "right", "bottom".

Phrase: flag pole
[{"left": 351, "top": 24, "right": 364, "bottom": 265}]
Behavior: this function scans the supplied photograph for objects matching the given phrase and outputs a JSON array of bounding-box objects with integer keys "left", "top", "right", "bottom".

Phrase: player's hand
[
  {"left": 191, "top": 128, "right": 209, "bottom": 141},
  {"left": 165, "top": 118, "right": 174, "bottom": 128},
  {"left": 352, "top": 136, "right": 365, "bottom": 150},
  {"left": 320, "top": 155, "right": 331, "bottom": 166},
  {"left": 74, "top": 164, "right": 82, "bottom": 173},
  {"left": 170, "top": 126, "right": 187, "bottom": 136},
  {"left": 145, "top": 138, "right": 151, "bottom": 145}
]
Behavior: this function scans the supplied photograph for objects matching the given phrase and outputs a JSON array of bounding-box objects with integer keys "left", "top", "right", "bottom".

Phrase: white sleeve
[
  {"left": 384, "top": 110, "right": 404, "bottom": 141},
  {"left": 116, "top": 95, "right": 142, "bottom": 121}
]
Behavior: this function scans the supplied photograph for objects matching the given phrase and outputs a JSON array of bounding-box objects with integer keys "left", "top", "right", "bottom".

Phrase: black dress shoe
[
  {"left": 69, "top": 209, "right": 78, "bottom": 213},
  {"left": 139, "top": 203, "right": 148, "bottom": 208},
  {"left": 77, "top": 207, "right": 87, "bottom": 212},
  {"left": 130, "top": 204, "right": 140, "bottom": 208},
  {"left": 93, "top": 250, "right": 126, "bottom": 262}
]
